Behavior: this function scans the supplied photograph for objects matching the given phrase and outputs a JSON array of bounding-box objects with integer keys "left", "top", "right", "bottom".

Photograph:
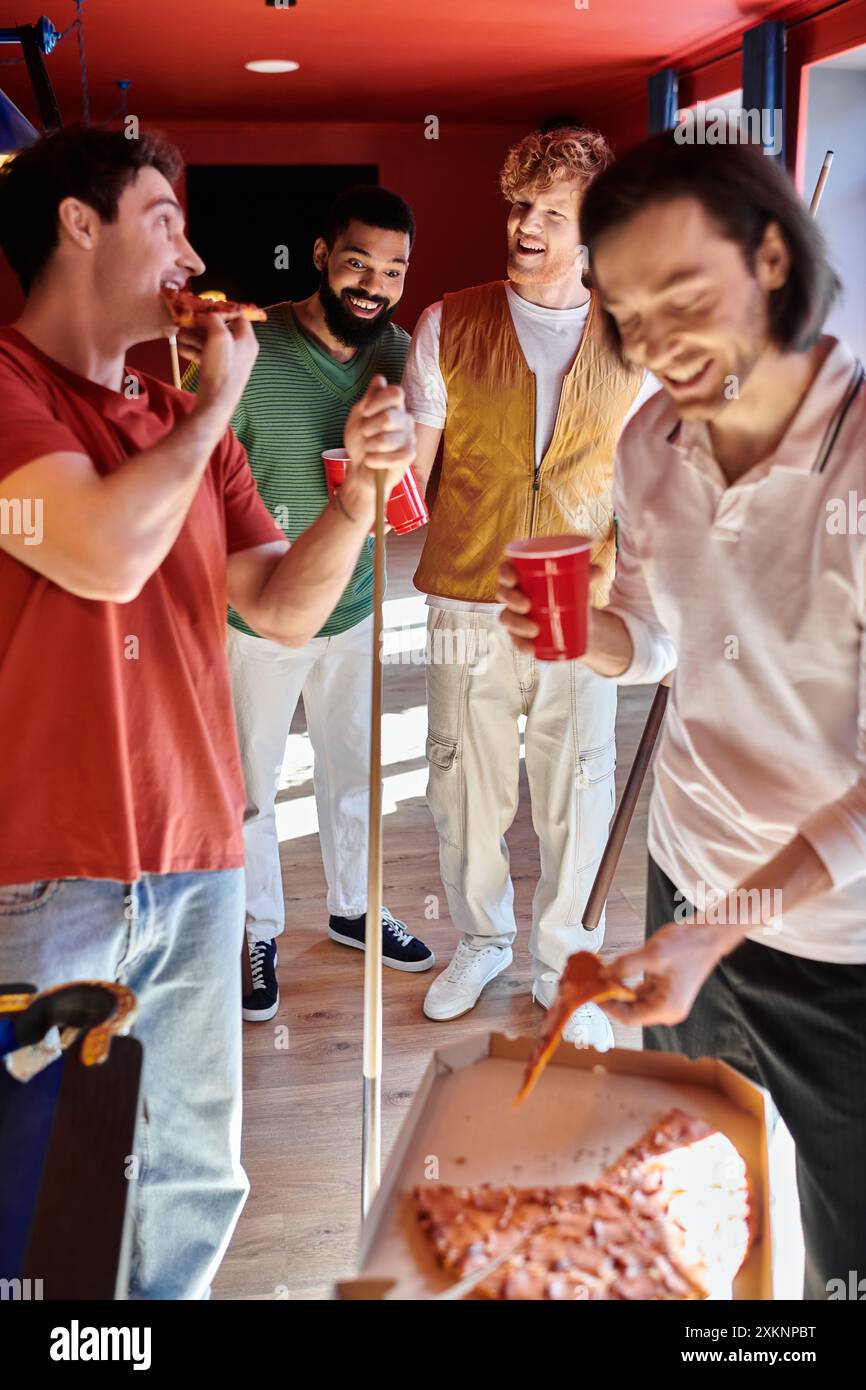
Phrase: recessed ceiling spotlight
[{"left": 245, "top": 59, "right": 300, "bottom": 74}]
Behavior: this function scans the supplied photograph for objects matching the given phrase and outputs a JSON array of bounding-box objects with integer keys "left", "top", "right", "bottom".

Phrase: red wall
[
  {"left": 160, "top": 121, "right": 530, "bottom": 327},
  {"left": 5, "top": 0, "right": 863, "bottom": 376},
  {"left": 0, "top": 111, "right": 649, "bottom": 380},
  {"left": 0, "top": 120, "right": 532, "bottom": 381}
]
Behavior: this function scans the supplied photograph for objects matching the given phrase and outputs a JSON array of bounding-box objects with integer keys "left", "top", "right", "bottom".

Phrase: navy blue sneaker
[
  {"left": 328, "top": 907, "right": 435, "bottom": 973},
  {"left": 243, "top": 938, "right": 279, "bottom": 1021}
]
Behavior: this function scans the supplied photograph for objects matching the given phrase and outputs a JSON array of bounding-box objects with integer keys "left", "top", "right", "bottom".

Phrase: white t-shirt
[{"left": 403, "top": 282, "right": 658, "bottom": 611}]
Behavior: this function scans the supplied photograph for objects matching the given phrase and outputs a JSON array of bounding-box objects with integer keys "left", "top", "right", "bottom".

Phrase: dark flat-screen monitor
[{"left": 185, "top": 164, "right": 378, "bottom": 308}]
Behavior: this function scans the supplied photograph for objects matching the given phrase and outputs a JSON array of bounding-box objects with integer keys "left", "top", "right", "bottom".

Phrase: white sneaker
[
  {"left": 423, "top": 941, "right": 513, "bottom": 1020},
  {"left": 532, "top": 970, "right": 615, "bottom": 1052}
]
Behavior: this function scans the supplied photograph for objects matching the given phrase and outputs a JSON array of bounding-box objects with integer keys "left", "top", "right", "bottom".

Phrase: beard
[
  {"left": 506, "top": 239, "right": 581, "bottom": 287},
  {"left": 318, "top": 264, "right": 396, "bottom": 349}
]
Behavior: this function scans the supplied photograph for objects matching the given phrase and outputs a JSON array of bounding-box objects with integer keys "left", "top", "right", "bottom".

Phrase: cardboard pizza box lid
[{"left": 335, "top": 1035, "right": 773, "bottom": 1301}]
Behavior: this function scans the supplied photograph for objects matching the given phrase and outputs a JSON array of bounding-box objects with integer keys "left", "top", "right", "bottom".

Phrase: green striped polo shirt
[{"left": 184, "top": 302, "right": 409, "bottom": 637}]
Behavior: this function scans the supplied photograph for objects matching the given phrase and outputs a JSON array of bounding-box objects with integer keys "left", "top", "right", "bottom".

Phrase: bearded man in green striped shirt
[{"left": 182, "top": 185, "right": 433, "bottom": 1020}]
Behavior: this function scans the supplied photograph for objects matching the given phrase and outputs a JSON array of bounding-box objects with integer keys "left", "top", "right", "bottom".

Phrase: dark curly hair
[
  {"left": 322, "top": 184, "right": 415, "bottom": 250},
  {"left": 0, "top": 124, "right": 183, "bottom": 294}
]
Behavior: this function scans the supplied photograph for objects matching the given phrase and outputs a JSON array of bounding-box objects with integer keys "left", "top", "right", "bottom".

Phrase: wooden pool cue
[
  {"left": 169, "top": 335, "right": 182, "bottom": 389},
  {"left": 582, "top": 672, "right": 672, "bottom": 934},
  {"left": 361, "top": 468, "right": 387, "bottom": 1219},
  {"left": 809, "top": 150, "right": 833, "bottom": 216},
  {"left": 241, "top": 933, "right": 253, "bottom": 997}
]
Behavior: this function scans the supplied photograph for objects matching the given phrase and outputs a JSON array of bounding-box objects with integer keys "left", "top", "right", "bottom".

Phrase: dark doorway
[{"left": 185, "top": 164, "right": 378, "bottom": 309}]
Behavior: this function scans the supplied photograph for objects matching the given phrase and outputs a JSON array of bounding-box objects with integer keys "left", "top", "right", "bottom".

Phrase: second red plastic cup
[
  {"left": 322, "top": 449, "right": 428, "bottom": 535},
  {"left": 504, "top": 535, "right": 593, "bottom": 661},
  {"left": 385, "top": 466, "right": 429, "bottom": 534}
]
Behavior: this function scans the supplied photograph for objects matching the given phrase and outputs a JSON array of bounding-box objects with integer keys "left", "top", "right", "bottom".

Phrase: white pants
[
  {"left": 424, "top": 608, "right": 617, "bottom": 978},
  {"left": 227, "top": 618, "right": 373, "bottom": 940}
]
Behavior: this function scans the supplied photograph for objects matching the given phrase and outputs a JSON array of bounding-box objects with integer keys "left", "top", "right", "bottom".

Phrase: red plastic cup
[
  {"left": 384, "top": 466, "right": 428, "bottom": 534},
  {"left": 323, "top": 448, "right": 352, "bottom": 498},
  {"left": 504, "top": 535, "right": 593, "bottom": 661},
  {"left": 322, "top": 449, "right": 428, "bottom": 535}
]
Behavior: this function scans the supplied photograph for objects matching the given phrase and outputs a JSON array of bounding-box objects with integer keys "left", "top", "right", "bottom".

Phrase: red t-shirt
[{"left": 0, "top": 327, "right": 282, "bottom": 883}]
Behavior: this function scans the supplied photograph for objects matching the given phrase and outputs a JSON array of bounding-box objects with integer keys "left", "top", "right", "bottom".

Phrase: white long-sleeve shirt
[{"left": 607, "top": 338, "right": 866, "bottom": 963}]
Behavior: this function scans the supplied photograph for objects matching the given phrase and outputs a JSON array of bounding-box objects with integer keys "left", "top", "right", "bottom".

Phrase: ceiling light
[{"left": 244, "top": 60, "right": 300, "bottom": 74}]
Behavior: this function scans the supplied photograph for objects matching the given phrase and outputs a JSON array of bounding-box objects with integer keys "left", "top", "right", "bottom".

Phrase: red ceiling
[{"left": 0, "top": 0, "right": 796, "bottom": 127}]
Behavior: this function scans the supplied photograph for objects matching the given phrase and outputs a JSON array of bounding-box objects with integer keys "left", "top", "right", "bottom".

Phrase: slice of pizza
[
  {"left": 161, "top": 286, "right": 267, "bottom": 329},
  {"left": 413, "top": 1110, "right": 753, "bottom": 1301},
  {"left": 412, "top": 1181, "right": 585, "bottom": 1280},
  {"left": 602, "top": 1108, "right": 754, "bottom": 1299},
  {"left": 515, "top": 952, "right": 635, "bottom": 1105},
  {"left": 467, "top": 1185, "right": 706, "bottom": 1301}
]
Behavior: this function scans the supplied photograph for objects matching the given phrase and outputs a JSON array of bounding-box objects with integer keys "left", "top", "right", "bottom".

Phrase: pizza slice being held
[
  {"left": 161, "top": 286, "right": 267, "bottom": 329},
  {"left": 515, "top": 952, "right": 635, "bottom": 1106}
]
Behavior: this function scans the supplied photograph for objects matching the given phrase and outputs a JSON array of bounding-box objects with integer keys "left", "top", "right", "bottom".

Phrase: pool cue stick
[
  {"left": 169, "top": 335, "right": 182, "bottom": 389},
  {"left": 361, "top": 468, "right": 387, "bottom": 1219},
  {"left": 582, "top": 672, "right": 672, "bottom": 933},
  {"left": 809, "top": 150, "right": 833, "bottom": 216},
  {"left": 241, "top": 934, "right": 253, "bottom": 996}
]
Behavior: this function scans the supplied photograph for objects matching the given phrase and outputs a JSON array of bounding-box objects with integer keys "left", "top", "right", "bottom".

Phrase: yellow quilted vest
[{"left": 414, "top": 280, "right": 642, "bottom": 604}]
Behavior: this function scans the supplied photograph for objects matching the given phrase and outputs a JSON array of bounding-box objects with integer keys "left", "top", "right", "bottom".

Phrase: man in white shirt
[
  {"left": 498, "top": 132, "right": 865, "bottom": 1299},
  {"left": 403, "top": 127, "right": 656, "bottom": 1042}
]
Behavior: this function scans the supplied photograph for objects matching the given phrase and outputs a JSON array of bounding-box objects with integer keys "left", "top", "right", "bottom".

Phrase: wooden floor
[{"left": 213, "top": 528, "right": 656, "bottom": 1300}]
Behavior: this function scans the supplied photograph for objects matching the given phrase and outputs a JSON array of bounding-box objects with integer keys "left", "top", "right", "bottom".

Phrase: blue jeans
[{"left": 0, "top": 871, "right": 248, "bottom": 1299}]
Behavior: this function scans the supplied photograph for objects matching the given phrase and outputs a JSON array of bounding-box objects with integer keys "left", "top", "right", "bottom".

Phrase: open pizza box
[{"left": 335, "top": 1034, "right": 775, "bottom": 1300}]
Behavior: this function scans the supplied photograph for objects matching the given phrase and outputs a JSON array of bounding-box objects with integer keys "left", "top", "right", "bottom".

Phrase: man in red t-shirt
[{"left": 0, "top": 126, "right": 415, "bottom": 1299}]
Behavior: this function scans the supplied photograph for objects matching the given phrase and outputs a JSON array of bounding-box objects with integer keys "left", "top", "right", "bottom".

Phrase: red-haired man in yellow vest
[{"left": 404, "top": 127, "right": 656, "bottom": 1042}]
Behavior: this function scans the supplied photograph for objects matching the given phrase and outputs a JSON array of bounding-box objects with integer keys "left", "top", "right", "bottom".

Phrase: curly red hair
[{"left": 499, "top": 127, "right": 613, "bottom": 201}]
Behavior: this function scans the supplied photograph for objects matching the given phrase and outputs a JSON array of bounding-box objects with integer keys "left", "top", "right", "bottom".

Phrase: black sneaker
[
  {"left": 328, "top": 907, "right": 435, "bottom": 973},
  {"left": 242, "top": 938, "right": 279, "bottom": 1021}
]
